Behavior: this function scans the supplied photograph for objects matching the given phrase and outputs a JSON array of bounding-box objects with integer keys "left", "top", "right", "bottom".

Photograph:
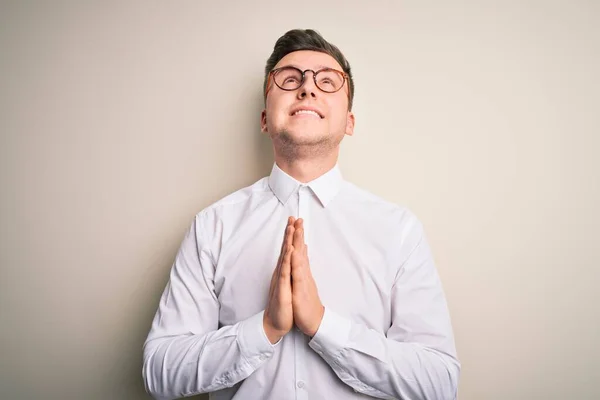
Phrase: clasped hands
[{"left": 263, "top": 217, "right": 325, "bottom": 344}]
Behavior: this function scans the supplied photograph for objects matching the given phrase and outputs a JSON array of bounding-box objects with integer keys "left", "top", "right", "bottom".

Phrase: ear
[
  {"left": 345, "top": 111, "right": 355, "bottom": 136},
  {"left": 261, "top": 109, "right": 268, "bottom": 133}
]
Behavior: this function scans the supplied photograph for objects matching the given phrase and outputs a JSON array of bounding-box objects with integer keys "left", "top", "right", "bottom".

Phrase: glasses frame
[{"left": 265, "top": 66, "right": 349, "bottom": 98}]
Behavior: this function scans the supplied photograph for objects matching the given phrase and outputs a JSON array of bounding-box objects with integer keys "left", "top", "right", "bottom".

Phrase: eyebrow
[{"left": 283, "top": 64, "right": 338, "bottom": 71}]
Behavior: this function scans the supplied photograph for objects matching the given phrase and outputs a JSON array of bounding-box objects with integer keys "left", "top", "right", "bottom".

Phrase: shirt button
[{"left": 297, "top": 381, "right": 305, "bottom": 388}]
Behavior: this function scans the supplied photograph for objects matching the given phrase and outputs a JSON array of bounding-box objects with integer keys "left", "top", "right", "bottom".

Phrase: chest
[{"left": 213, "top": 216, "right": 396, "bottom": 332}]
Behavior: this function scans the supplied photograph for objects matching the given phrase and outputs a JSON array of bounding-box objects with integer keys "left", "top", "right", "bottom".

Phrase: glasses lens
[
  {"left": 315, "top": 69, "right": 345, "bottom": 93},
  {"left": 274, "top": 67, "right": 303, "bottom": 90}
]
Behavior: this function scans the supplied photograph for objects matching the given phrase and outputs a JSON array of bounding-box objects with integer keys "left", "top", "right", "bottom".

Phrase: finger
[
  {"left": 280, "top": 218, "right": 294, "bottom": 255},
  {"left": 277, "top": 223, "right": 295, "bottom": 266},
  {"left": 283, "top": 217, "right": 295, "bottom": 246},
  {"left": 273, "top": 227, "right": 291, "bottom": 287},
  {"left": 293, "top": 218, "right": 305, "bottom": 245},
  {"left": 303, "top": 244, "right": 313, "bottom": 276},
  {"left": 294, "top": 224, "right": 306, "bottom": 249},
  {"left": 286, "top": 220, "right": 296, "bottom": 247},
  {"left": 275, "top": 226, "right": 287, "bottom": 271},
  {"left": 275, "top": 227, "right": 295, "bottom": 283},
  {"left": 271, "top": 242, "right": 292, "bottom": 297},
  {"left": 271, "top": 219, "right": 295, "bottom": 296},
  {"left": 268, "top": 269, "right": 277, "bottom": 297},
  {"left": 280, "top": 244, "right": 293, "bottom": 282},
  {"left": 290, "top": 247, "right": 304, "bottom": 281},
  {"left": 291, "top": 239, "right": 310, "bottom": 277},
  {"left": 273, "top": 245, "right": 292, "bottom": 296}
]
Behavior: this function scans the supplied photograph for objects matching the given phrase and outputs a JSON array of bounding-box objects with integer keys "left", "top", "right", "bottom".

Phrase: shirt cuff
[
  {"left": 237, "top": 310, "right": 277, "bottom": 363},
  {"left": 308, "top": 307, "right": 352, "bottom": 359}
]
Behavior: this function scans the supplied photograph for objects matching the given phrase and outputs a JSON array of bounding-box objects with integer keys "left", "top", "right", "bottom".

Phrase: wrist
[
  {"left": 305, "top": 305, "right": 325, "bottom": 337},
  {"left": 263, "top": 315, "right": 285, "bottom": 344}
]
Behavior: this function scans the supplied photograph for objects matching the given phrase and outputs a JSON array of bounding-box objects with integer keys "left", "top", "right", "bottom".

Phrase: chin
[{"left": 278, "top": 128, "right": 327, "bottom": 143}]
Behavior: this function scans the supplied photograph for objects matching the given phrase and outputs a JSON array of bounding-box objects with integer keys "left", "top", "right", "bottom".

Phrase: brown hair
[{"left": 263, "top": 29, "right": 355, "bottom": 110}]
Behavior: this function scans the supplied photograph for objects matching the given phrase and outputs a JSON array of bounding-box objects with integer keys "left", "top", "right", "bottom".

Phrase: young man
[{"left": 143, "top": 29, "right": 460, "bottom": 400}]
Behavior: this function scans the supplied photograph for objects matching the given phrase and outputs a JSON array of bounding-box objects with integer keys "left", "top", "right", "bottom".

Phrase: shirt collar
[{"left": 268, "top": 163, "right": 344, "bottom": 208}]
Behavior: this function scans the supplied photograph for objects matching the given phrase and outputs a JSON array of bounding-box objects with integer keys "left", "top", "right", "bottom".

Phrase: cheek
[
  {"left": 328, "top": 108, "right": 349, "bottom": 127},
  {"left": 266, "top": 98, "right": 289, "bottom": 124},
  {"left": 325, "top": 97, "right": 350, "bottom": 124},
  {"left": 267, "top": 110, "right": 286, "bottom": 127}
]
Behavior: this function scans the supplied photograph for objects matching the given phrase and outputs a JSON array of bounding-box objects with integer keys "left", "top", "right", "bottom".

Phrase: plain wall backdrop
[{"left": 1, "top": 1, "right": 598, "bottom": 399}]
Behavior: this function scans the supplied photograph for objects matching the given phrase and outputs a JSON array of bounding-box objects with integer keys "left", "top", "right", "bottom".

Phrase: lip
[{"left": 289, "top": 106, "right": 324, "bottom": 119}]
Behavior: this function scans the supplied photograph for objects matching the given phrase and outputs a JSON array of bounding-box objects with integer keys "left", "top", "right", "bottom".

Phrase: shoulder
[
  {"left": 341, "top": 181, "right": 423, "bottom": 232},
  {"left": 194, "top": 176, "right": 270, "bottom": 224},
  {"left": 341, "top": 181, "right": 429, "bottom": 266}
]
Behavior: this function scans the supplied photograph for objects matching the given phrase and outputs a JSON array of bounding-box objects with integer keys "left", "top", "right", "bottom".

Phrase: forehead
[{"left": 274, "top": 50, "right": 344, "bottom": 71}]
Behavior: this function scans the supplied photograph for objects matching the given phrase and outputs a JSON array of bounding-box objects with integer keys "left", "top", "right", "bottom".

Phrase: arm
[
  {"left": 142, "top": 214, "right": 275, "bottom": 400},
  {"left": 308, "top": 222, "right": 460, "bottom": 400}
]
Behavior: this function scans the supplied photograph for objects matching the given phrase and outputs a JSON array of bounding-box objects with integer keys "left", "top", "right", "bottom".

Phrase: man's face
[{"left": 261, "top": 50, "right": 355, "bottom": 151}]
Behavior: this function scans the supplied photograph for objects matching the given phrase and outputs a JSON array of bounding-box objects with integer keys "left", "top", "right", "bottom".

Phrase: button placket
[
  {"left": 294, "top": 186, "right": 310, "bottom": 400},
  {"left": 298, "top": 186, "right": 310, "bottom": 243}
]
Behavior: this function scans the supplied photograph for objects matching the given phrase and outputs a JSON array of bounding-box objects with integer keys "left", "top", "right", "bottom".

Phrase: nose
[{"left": 297, "top": 70, "right": 318, "bottom": 100}]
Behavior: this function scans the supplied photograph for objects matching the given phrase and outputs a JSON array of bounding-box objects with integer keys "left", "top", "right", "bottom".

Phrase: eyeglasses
[{"left": 265, "top": 66, "right": 349, "bottom": 97}]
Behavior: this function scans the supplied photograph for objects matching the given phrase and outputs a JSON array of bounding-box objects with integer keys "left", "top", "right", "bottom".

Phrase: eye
[{"left": 316, "top": 70, "right": 342, "bottom": 90}]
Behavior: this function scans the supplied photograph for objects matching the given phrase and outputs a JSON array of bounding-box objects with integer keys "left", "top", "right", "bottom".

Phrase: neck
[{"left": 273, "top": 150, "right": 339, "bottom": 183}]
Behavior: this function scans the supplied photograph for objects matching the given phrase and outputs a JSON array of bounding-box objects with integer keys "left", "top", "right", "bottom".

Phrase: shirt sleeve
[
  {"left": 142, "top": 214, "right": 275, "bottom": 400},
  {"left": 308, "top": 221, "right": 460, "bottom": 400}
]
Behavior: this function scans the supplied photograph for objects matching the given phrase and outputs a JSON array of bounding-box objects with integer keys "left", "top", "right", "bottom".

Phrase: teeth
[{"left": 293, "top": 110, "right": 320, "bottom": 117}]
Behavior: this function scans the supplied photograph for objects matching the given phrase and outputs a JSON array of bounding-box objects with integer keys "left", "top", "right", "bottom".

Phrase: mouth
[{"left": 290, "top": 108, "right": 324, "bottom": 119}]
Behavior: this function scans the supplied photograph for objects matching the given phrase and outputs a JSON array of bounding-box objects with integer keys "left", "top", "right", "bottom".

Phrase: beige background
[{"left": 1, "top": 1, "right": 598, "bottom": 399}]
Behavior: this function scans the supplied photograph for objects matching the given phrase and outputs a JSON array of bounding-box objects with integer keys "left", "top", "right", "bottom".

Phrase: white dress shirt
[{"left": 143, "top": 163, "right": 460, "bottom": 400}]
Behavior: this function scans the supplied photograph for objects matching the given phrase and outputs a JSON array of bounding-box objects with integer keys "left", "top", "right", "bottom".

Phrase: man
[{"left": 143, "top": 29, "right": 460, "bottom": 400}]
